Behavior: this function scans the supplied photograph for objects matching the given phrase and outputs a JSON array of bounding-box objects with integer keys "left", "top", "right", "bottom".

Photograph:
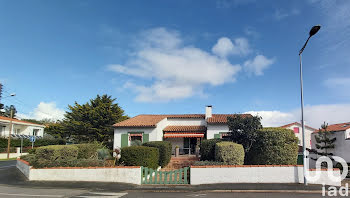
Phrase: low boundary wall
[
  {"left": 190, "top": 165, "right": 341, "bottom": 186},
  {"left": 16, "top": 159, "right": 141, "bottom": 185}
]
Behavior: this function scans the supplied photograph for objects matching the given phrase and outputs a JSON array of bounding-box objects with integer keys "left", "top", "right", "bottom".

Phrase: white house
[
  {"left": 311, "top": 122, "right": 350, "bottom": 163},
  {"left": 113, "top": 106, "right": 251, "bottom": 154},
  {"left": 0, "top": 116, "right": 45, "bottom": 138},
  {"left": 280, "top": 122, "right": 316, "bottom": 148}
]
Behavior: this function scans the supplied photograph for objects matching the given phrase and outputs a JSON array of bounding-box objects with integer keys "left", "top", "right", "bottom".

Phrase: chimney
[{"left": 205, "top": 105, "right": 212, "bottom": 119}]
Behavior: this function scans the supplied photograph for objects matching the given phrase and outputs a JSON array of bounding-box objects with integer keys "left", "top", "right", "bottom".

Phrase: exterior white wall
[
  {"left": 311, "top": 129, "right": 350, "bottom": 163},
  {"left": 0, "top": 123, "right": 44, "bottom": 137},
  {"left": 190, "top": 166, "right": 341, "bottom": 186},
  {"left": 165, "top": 138, "right": 184, "bottom": 154},
  {"left": 16, "top": 160, "right": 142, "bottom": 185},
  {"left": 113, "top": 127, "right": 154, "bottom": 149},
  {"left": 206, "top": 124, "right": 230, "bottom": 139},
  {"left": 166, "top": 118, "right": 206, "bottom": 126},
  {"left": 284, "top": 124, "right": 314, "bottom": 148}
]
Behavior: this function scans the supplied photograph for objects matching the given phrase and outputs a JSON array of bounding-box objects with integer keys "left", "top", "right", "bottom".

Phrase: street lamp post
[{"left": 299, "top": 25, "right": 321, "bottom": 185}]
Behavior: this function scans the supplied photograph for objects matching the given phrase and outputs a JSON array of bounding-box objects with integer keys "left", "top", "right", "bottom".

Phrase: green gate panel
[
  {"left": 143, "top": 134, "right": 149, "bottom": 143},
  {"left": 214, "top": 134, "right": 220, "bottom": 139},
  {"left": 121, "top": 134, "right": 128, "bottom": 148}
]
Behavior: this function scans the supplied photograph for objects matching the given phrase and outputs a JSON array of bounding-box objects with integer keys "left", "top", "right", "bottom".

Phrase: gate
[{"left": 141, "top": 167, "right": 189, "bottom": 184}]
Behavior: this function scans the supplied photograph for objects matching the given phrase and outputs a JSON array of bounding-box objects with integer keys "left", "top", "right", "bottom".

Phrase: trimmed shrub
[
  {"left": 215, "top": 142, "right": 244, "bottom": 165},
  {"left": 246, "top": 127, "right": 299, "bottom": 165},
  {"left": 120, "top": 146, "right": 159, "bottom": 169},
  {"left": 20, "top": 154, "right": 36, "bottom": 164},
  {"left": 74, "top": 143, "right": 102, "bottom": 159},
  {"left": 34, "top": 145, "right": 79, "bottom": 168},
  {"left": 193, "top": 160, "right": 228, "bottom": 166},
  {"left": 200, "top": 139, "right": 222, "bottom": 161},
  {"left": 0, "top": 137, "right": 66, "bottom": 149},
  {"left": 143, "top": 141, "right": 172, "bottom": 167}
]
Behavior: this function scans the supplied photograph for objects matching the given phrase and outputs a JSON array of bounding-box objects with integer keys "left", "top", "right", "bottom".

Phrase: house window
[
  {"left": 129, "top": 133, "right": 143, "bottom": 145},
  {"left": 33, "top": 129, "right": 39, "bottom": 136},
  {"left": 220, "top": 132, "right": 231, "bottom": 140},
  {"left": 293, "top": 127, "right": 299, "bottom": 134}
]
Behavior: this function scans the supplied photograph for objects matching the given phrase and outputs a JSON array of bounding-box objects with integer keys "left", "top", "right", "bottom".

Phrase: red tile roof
[
  {"left": 163, "top": 125, "right": 207, "bottom": 132},
  {"left": 113, "top": 115, "right": 167, "bottom": 127},
  {"left": 113, "top": 114, "right": 250, "bottom": 127},
  {"left": 313, "top": 122, "right": 350, "bottom": 133},
  {"left": 280, "top": 122, "right": 317, "bottom": 131},
  {"left": 207, "top": 114, "right": 251, "bottom": 124},
  {"left": 0, "top": 116, "right": 45, "bottom": 127}
]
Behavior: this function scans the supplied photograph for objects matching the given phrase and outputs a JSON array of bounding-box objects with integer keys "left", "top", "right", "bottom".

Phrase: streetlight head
[{"left": 309, "top": 25, "right": 321, "bottom": 37}]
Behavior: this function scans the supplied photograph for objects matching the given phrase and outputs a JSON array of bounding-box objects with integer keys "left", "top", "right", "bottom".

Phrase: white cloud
[
  {"left": 243, "top": 55, "right": 275, "bottom": 76},
  {"left": 245, "top": 110, "right": 296, "bottom": 127},
  {"left": 325, "top": 77, "right": 350, "bottom": 88},
  {"left": 212, "top": 37, "right": 251, "bottom": 57},
  {"left": 109, "top": 28, "right": 243, "bottom": 102},
  {"left": 274, "top": 8, "right": 300, "bottom": 20},
  {"left": 17, "top": 102, "right": 65, "bottom": 121},
  {"left": 245, "top": 104, "right": 350, "bottom": 128}
]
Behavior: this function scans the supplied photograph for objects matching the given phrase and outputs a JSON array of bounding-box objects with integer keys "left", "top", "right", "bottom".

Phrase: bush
[
  {"left": 131, "top": 140, "right": 142, "bottom": 146},
  {"left": 120, "top": 146, "right": 159, "bottom": 169},
  {"left": 97, "top": 148, "right": 111, "bottom": 160},
  {"left": 74, "top": 143, "right": 102, "bottom": 159},
  {"left": 20, "top": 154, "right": 36, "bottom": 164},
  {"left": 246, "top": 127, "right": 298, "bottom": 165},
  {"left": 193, "top": 160, "right": 228, "bottom": 166},
  {"left": 34, "top": 145, "right": 79, "bottom": 168},
  {"left": 200, "top": 139, "right": 222, "bottom": 161},
  {"left": 143, "top": 141, "right": 172, "bottom": 167},
  {"left": 215, "top": 142, "right": 244, "bottom": 165},
  {"left": 0, "top": 137, "right": 66, "bottom": 149},
  {"left": 28, "top": 148, "right": 36, "bottom": 154}
]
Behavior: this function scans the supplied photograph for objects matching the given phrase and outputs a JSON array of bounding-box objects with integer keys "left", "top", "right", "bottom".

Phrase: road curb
[{"left": 126, "top": 189, "right": 324, "bottom": 194}]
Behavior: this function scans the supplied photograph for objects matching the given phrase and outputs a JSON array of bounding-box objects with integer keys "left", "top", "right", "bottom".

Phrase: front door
[{"left": 189, "top": 138, "right": 197, "bottom": 154}]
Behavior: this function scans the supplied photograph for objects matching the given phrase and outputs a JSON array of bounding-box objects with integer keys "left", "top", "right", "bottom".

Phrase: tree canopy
[
  {"left": 227, "top": 115, "right": 263, "bottom": 153},
  {"left": 60, "top": 94, "right": 128, "bottom": 143}
]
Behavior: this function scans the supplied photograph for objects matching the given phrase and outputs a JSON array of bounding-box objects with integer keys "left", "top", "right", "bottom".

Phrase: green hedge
[
  {"left": 246, "top": 127, "right": 298, "bottom": 165},
  {"left": 33, "top": 145, "right": 79, "bottom": 168},
  {"left": 193, "top": 160, "right": 228, "bottom": 166},
  {"left": 74, "top": 143, "right": 102, "bottom": 159},
  {"left": 0, "top": 137, "right": 66, "bottom": 148},
  {"left": 200, "top": 139, "right": 222, "bottom": 161},
  {"left": 120, "top": 146, "right": 159, "bottom": 169},
  {"left": 143, "top": 141, "right": 172, "bottom": 167},
  {"left": 215, "top": 142, "right": 244, "bottom": 165}
]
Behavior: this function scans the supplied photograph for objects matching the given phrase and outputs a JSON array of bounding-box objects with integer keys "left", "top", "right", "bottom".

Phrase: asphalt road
[{"left": 0, "top": 160, "right": 341, "bottom": 198}]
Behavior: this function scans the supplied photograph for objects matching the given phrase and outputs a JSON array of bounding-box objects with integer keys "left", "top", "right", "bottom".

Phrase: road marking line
[
  {"left": 0, "top": 192, "right": 63, "bottom": 197},
  {"left": 76, "top": 192, "right": 127, "bottom": 198},
  {"left": 0, "top": 165, "right": 16, "bottom": 169}
]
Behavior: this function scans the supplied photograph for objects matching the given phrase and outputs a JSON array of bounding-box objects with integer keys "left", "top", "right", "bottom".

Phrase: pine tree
[
  {"left": 315, "top": 121, "right": 336, "bottom": 158},
  {"left": 61, "top": 94, "right": 129, "bottom": 145}
]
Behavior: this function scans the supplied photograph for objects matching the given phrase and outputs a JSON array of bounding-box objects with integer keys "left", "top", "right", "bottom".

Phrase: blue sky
[{"left": 0, "top": 0, "right": 349, "bottom": 127}]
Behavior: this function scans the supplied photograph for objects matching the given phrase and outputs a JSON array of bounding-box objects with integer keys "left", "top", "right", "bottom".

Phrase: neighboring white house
[
  {"left": 280, "top": 122, "right": 317, "bottom": 148},
  {"left": 113, "top": 106, "right": 251, "bottom": 154},
  {"left": 311, "top": 122, "right": 350, "bottom": 163},
  {"left": 0, "top": 116, "right": 45, "bottom": 138}
]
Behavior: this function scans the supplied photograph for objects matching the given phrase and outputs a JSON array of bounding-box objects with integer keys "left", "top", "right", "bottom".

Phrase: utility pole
[{"left": 7, "top": 107, "right": 14, "bottom": 159}]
